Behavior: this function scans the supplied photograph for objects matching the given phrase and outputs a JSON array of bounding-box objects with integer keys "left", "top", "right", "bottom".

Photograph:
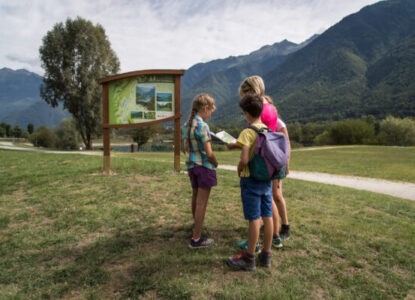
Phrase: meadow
[{"left": 0, "top": 147, "right": 414, "bottom": 299}]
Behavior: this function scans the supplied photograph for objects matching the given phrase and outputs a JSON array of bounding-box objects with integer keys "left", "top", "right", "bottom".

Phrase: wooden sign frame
[{"left": 99, "top": 69, "right": 185, "bottom": 174}]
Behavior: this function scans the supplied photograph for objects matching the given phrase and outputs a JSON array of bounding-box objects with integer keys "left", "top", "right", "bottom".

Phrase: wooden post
[
  {"left": 102, "top": 84, "right": 111, "bottom": 174},
  {"left": 174, "top": 75, "right": 182, "bottom": 173}
]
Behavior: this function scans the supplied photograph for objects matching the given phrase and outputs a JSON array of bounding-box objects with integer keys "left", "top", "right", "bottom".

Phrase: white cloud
[{"left": 0, "top": 0, "right": 380, "bottom": 75}]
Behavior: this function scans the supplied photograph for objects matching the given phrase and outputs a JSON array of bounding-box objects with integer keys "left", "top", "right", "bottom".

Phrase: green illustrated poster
[{"left": 108, "top": 75, "right": 175, "bottom": 124}]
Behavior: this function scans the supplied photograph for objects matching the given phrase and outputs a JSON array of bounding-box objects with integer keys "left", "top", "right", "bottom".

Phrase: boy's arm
[
  {"left": 203, "top": 141, "right": 218, "bottom": 168},
  {"left": 237, "top": 145, "right": 250, "bottom": 177},
  {"left": 226, "top": 142, "right": 242, "bottom": 150}
]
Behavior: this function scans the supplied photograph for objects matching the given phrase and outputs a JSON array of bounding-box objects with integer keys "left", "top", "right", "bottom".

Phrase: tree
[
  {"left": 378, "top": 116, "right": 415, "bottom": 146},
  {"left": 39, "top": 17, "right": 120, "bottom": 149},
  {"left": 131, "top": 127, "right": 153, "bottom": 151},
  {"left": 11, "top": 126, "right": 24, "bottom": 138},
  {"left": 328, "top": 119, "right": 375, "bottom": 145},
  {"left": 27, "top": 123, "right": 34, "bottom": 135},
  {"left": 1, "top": 123, "right": 11, "bottom": 137},
  {"left": 55, "top": 118, "right": 81, "bottom": 150}
]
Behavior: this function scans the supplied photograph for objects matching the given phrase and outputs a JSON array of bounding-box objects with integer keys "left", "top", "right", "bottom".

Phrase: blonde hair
[
  {"left": 239, "top": 75, "right": 265, "bottom": 98},
  {"left": 264, "top": 95, "right": 274, "bottom": 105},
  {"left": 184, "top": 94, "right": 216, "bottom": 153}
]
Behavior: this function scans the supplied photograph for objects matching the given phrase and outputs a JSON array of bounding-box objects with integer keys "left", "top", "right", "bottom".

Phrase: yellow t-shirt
[{"left": 237, "top": 123, "right": 268, "bottom": 177}]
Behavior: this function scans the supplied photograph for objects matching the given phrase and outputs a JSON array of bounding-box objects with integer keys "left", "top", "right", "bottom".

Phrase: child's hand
[{"left": 237, "top": 162, "right": 243, "bottom": 177}]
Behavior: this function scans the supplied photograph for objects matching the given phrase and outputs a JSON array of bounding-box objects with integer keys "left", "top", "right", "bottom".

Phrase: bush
[
  {"left": 314, "top": 130, "right": 332, "bottom": 145},
  {"left": 327, "top": 119, "right": 375, "bottom": 145},
  {"left": 55, "top": 118, "right": 81, "bottom": 150},
  {"left": 29, "top": 126, "right": 56, "bottom": 148},
  {"left": 286, "top": 122, "right": 303, "bottom": 144},
  {"left": 378, "top": 116, "right": 415, "bottom": 146},
  {"left": 301, "top": 122, "right": 329, "bottom": 145}
]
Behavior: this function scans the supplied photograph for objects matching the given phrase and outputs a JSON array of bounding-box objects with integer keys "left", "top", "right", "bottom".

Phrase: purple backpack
[{"left": 248, "top": 126, "right": 290, "bottom": 181}]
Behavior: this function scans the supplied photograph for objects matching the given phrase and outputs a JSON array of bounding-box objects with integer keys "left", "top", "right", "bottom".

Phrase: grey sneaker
[
  {"left": 258, "top": 250, "right": 271, "bottom": 267},
  {"left": 272, "top": 235, "right": 283, "bottom": 249},
  {"left": 279, "top": 224, "right": 290, "bottom": 240},
  {"left": 227, "top": 251, "right": 256, "bottom": 271},
  {"left": 189, "top": 236, "right": 214, "bottom": 249}
]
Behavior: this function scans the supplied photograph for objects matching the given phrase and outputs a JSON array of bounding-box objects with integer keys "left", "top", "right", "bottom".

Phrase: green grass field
[{"left": 0, "top": 149, "right": 415, "bottom": 299}]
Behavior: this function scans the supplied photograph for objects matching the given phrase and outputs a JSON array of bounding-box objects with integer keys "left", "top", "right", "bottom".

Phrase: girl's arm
[
  {"left": 279, "top": 127, "right": 291, "bottom": 175},
  {"left": 237, "top": 145, "right": 250, "bottom": 177},
  {"left": 203, "top": 141, "right": 218, "bottom": 168}
]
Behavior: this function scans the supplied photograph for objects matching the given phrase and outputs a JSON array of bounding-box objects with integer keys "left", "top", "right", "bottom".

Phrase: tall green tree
[
  {"left": 27, "top": 123, "right": 34, "bottom": 135},
  {"left": 39, "top": 17, "right": 120, "bottom": 149}
]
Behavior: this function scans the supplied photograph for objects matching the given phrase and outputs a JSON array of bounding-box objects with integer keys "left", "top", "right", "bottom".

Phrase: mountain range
[
  {"left": 181, "top": 0, "right": 415, "bottom": 125},
  {"left": 1, "top": 0, "right": 414, "bottom": 129},
  {"left": 0, "top": 68, "right": 69, "bottom": 129}
]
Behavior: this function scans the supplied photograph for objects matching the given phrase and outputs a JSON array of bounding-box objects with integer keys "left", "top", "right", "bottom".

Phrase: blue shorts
[{"left": 240, "top": 177, "right": 272, "bottom": 220}]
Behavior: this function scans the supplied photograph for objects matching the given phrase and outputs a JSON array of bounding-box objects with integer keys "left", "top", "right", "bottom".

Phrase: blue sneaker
[
  {"left": 235, "top": 239, "right": 262, "bottom": 254},
  {"left": 272, "top": 235, "right": 283, "bottom": 249}
]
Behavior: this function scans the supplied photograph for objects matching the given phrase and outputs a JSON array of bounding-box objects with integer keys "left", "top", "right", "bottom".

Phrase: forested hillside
[
  {"left": 265, "top": 0, "right": 415, "bottom": 123},
  {"left": 180, "top": 37, "right": 317, "bottom": 124},
  {"left": 181, "top": 0, "right": 415, "bottom": 125}
]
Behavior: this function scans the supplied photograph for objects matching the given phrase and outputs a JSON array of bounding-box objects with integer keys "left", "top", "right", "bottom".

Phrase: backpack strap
[{"left": 247, "top": 125, "right": 272, "bottom": 133}]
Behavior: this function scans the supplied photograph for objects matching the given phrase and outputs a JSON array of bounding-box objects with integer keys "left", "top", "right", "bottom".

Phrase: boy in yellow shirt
[{"left": 226, "top": 94, "right": 273, "bottom": 271}]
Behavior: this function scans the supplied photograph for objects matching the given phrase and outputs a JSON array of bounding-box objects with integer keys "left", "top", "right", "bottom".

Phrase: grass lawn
[
  {"left": 289, "top": 146, "right": 415, "bottom": 183},
  {"left": 0, "top": 149, "right": 415, "bottom": 299}
]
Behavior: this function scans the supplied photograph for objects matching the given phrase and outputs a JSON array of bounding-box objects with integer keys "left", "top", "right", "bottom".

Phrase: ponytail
[{"left": 184, "top": 109, "right": 196, "bottom": 153}]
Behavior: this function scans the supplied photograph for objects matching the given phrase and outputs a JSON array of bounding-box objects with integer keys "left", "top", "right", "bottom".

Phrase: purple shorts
[{"left": 188, "top": 166, "right": 217, "bottom": 189}]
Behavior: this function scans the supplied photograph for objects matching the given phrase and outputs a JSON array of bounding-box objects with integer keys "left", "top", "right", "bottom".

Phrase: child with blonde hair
[
  {"left": 183, "top": 94, "right": 218, "bottom": 248},
  {"left": 230, "top": 75, "right": 287, "bottom": 251}
]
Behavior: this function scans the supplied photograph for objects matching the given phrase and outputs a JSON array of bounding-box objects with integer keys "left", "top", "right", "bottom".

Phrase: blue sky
[{"left": 0, "top": 0, "right": 380, "bottom": 75}]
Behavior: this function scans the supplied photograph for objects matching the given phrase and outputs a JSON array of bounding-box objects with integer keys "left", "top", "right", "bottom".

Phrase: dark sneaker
[
  {"left": 227, "top": 251, "right": 256, "bottom": 271},
  {"left": 258, "top": 250, "right": 271, "bottom": 267},
  {"left": 235, "top": 239, "right": 262, "bottom": 254},
  {"left": 279, "top": 224, "right": 290, "bottom": 240},
  {"left": 272, "top": 235, "right": 283, "bottom": 249},
  {"left": 189, "top": 236, "right": 214, "bottom": 249}
]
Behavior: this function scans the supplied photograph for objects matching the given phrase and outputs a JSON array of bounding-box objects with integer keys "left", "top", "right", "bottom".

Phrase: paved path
[
  {"left": 0, "top": 143, "right": 98, "bottom": 155},
  {"left": 219, "top": 165, "right": 415, "bottom": 201},
  {"left": 1, "top": 143, "right": 414, "bottom": 201}
]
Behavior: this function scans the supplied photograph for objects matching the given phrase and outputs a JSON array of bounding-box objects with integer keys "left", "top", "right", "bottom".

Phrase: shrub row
[
  {"left": 29, "top": 118, "right": 81, "bottom": 150},
  {"left": 289, "top": 116, "right": 415, "bottom": 146}
]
